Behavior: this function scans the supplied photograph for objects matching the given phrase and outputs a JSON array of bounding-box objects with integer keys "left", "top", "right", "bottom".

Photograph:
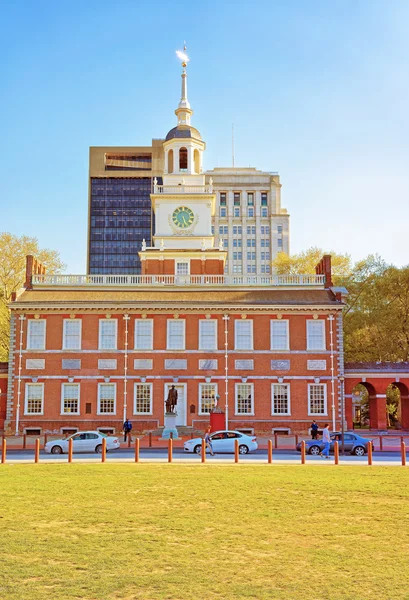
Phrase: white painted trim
[
  {"left": 133, "top": 382, "right": 153, "bottom": 415},
  {"left": 24, "top": 382, "right": 44, "bottom": 415},
  {"left": 198, "top": 382, "right": 218, "bottom": 415},
  {"left": 60, "top": 382, "right": 80, "bottom": 416},
  {"left": 271, "top": 383, "right": 291, "bottom": 416},
  {"left": 306, "top": 319, "right": 326, "bottom": 351},
  {"left": 97, "top": 382, "right": 117, "bottom": 415},
  {"left": 164, "top": 382, "right": 187, "bottom": 426},
  {"left": 270, "top": 319, "right": 290, "bottom": 350},
  {"left": 234, "top": 319, "right": 253, "bottom": 350},
  {"left": 234, "top": 382, "right": 254, "bottom": 416},
  {"left": 134, "top": 318, "right": 153, "bottom": 350},
  {"left": 98, "top": 319, "right": 118, "bottom": 350},
  {"left": 62, "top": 319, "right": 82, "bottom": 350},
  {"left": 27, "top": 319, "right": 46, "bottom": 350},
  {"left": 166, "top": 319, "right": 186, "bottom": 350},
  {"left": 198, "top": 319, "right": 218, "bottom": 350},
  {"left": 307, "top": 383, "right": 328, "bottom": 416}
]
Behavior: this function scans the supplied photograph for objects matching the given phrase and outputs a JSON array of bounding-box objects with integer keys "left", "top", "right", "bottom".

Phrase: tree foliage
[
  {"left": 343, "top": 256, "right": 409, "bottom": 362},
  {"left": 0, "top": 233, "right": 65, "bottom": 361},
  {"left": 272, "top": 247, "right": 352, "bottom": 283}
]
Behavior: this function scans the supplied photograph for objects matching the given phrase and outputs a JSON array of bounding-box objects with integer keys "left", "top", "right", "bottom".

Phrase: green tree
[
  {"left": 343, "top": 257, "right": 409, "bottom": 362},
  {"left": 0, "top": 232, "right": 65, "bottom": 361},
  {"left": 272, "top": 247, "right": 352, "bottom": 283}
]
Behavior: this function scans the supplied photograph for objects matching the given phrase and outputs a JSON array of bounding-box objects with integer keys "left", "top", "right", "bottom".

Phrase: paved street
[{"left": 2, "top": 448, "right": 407, "bottom": 466}]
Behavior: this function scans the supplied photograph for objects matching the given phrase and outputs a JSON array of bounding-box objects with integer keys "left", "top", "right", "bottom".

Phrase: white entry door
[{"left": 164, "top": 383, "right": 187, "bottom": 426}]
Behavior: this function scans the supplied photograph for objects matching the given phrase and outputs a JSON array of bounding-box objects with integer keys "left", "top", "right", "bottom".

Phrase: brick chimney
[
  {"left": 315, "top": 255, "right": 333, "bottom": 288},
  {"left": 25, "top": 255, "right": 46, "bottom": 289}
]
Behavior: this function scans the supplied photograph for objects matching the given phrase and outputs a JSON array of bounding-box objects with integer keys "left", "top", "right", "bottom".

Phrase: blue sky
[{"left": 1, "top": 0, "right": 408, "bottom": 272}]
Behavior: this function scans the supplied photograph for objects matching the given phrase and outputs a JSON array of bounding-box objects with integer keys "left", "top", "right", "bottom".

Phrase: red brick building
[
  {"left": 0, "top": 362, "right": 7, "bottom": 431},
  {"left": 4, "top": 255, "right": 346, "bottom": 436}
]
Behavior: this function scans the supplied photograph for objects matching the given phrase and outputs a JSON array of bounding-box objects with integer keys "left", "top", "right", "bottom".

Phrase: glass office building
[{"left": 88, "top": 177, "right": 156, "bottom": 274}]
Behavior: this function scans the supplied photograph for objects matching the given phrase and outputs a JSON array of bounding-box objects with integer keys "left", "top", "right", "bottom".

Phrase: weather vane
[{"left": 176, "top": 43, "right": 189, "bottom": 68}]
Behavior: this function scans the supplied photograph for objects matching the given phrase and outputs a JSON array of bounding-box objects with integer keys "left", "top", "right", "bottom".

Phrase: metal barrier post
[
  {"left": 301, "top": 440, "right": 306, "bottom": 465},
  {"left": 101, "top": 437, "right": 107, "bottom": 463},
  {"left": 23, "top": 434, "right": 27, "bottom": 449},
  {"left": 34, "top": 438, "right": 40, "bottom": 463},
  {"left": 68, "top": 438, "right": 73, "bottom": 463},
  {"left": 234, "top": 439, "right": 239, "bottom": 463},
  {"left": 149, "top": 432, "right": 152, "bottom": 448},
  {"left": 295, "top": 434, "right": 299, "bottom": 448},
  {"left": 127, "top": 435, "right": 131, "bottom": 448},
  {"left": 201, "top": 438, "right": 206, "bottom": 463},
  {"left": 268, "top": 439, "right": 273, "bottom": 464},
  {"left": 334, "top": 441, "right": 339, "bottom": 465},
  {"left": 379, "top": 435, "right": 383, "bottom": 452},
  {"left": 401, "top": 441, "right": 406, "bottom": 467},
  {"left": 44, "top": 433, "right": 48, "bottom": 449},
  {"left": 274, "top": 432, "right": 278, "bottom": 449},
  {"left": 1, "top": 438, "right": 6, "bottom": 464},
  {"left": 135, "top": 438, "right": 140, "bottom": 463},
  {"left": 168, "top": 438, "right": 173, "bottom": 463},
  {"left": 367, "top": 440, "right": 373, "bottom": 466}
]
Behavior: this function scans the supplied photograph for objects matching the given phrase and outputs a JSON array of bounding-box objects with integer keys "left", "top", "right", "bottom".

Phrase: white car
[
  {"left": 44, "top": 431, "right": 120, "bottom": 454},
  {"left": 184, "top": 430, "right": 258, "bottom": 455}
]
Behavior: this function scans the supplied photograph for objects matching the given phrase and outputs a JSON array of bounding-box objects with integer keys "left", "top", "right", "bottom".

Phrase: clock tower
[{"left": 139, "top": 48, "right": 226, "bottom": 277}]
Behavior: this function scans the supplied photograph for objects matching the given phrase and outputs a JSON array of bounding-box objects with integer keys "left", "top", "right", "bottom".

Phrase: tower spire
[{"left": 175, "top": 45, "right": 193, "bottom": 125}]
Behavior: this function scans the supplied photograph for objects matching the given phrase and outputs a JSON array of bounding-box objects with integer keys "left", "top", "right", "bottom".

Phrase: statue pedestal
[{"left": 162, "top": 412, "right": 179, "bottom": 439}]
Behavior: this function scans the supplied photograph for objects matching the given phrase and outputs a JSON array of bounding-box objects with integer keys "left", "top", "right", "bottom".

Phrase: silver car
[
  {"left": 44, "top": 431, "right": 120, "bottom": 454},
  {"left": 296, "top": 432, "right": 373, "bottom": 456},
  {"left": 184, "top": 430, "right": 258, "bottom": 455}
]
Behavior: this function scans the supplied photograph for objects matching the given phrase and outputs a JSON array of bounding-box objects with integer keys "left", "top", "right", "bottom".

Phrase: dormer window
[{"left": 179, "top": 147, "right": 188, "bottom": 171}]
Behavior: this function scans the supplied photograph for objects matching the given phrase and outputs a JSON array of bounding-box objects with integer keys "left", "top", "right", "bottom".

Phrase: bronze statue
[{"left": 165, "top": 385, "right": 178, "bottom": 414}]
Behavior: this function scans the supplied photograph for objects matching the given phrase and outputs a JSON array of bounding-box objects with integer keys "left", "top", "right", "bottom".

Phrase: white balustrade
[{"left": 31, "top": 274, "right": 326, "bottom": 287}]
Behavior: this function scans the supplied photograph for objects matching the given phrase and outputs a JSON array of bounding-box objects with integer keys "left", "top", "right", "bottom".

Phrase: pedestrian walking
[
  {"left": 320, "top": 423, "right": 331, "bottom": 459},
  {"left": 204, "top": 426, "right": 214, "bottom": 456},
  {"left": 311, "top": 420, "right": 319, "bottom": 440},
  {"left": 123, "top": 418, "right": 133, "bottom": 442}
]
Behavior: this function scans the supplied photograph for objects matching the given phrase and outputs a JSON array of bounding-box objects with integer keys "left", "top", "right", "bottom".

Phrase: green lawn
[{"left": 1, "top": 464, "right": 409, "bottom": 600}]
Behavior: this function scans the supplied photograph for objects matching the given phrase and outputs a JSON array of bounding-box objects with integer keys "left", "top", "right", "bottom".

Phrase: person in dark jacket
[
  {"left": 123, "top": 418, "right": 133, "bottom": 442},
  {"left": 311, "top": 420, "right": 319, "bottom": 440}
]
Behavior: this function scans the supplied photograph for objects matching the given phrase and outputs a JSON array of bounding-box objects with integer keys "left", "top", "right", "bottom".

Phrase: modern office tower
[
  {"left": 87, "top": 143, "right": 164, "bottom": 274},
  {"left": 205, "top": 168, "right": 289, "bottom": 276}
]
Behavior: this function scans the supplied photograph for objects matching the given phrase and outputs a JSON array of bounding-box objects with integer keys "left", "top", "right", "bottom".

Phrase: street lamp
[{"left": 338, "top": 375, "right": 345, "bottom": 455}]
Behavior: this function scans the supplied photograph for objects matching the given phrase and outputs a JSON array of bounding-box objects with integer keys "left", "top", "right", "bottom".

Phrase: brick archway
[{"left": 392, "top": 382, "right": 409, "bottom": 430}]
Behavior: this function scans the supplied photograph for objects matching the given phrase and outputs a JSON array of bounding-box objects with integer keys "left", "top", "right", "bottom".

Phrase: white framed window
[
  {"left": 271, "top": 320, "right": 289, "bottom": 350},
  {"left": 61, "top": 383, "right": 80, "bottom": 415},
  {"left": 135, "top": 319, "right": 153, "bottom": 350},
  {"left": 308, "top": 384, "right": 327, "bottom": 415},
  {"left": 99, "top": 319, "right": 117, "bottom": 350},
  {"left": 307, "top": 320, "right": 326, "bottom": 350},
  {"left": 25, "top": 383, "right": 44, "bottom": 415},
  {"left": 271, "top": 384, "right": 290, "bottom": 415},
  {"left": 134, "top": 383, "right": 153, "bottom": 414},
  {"left": 199, "top": 319, "right": 217, "bottom": 350},
  {"left": 97, "top": 383, "right": 116, "bottom": 414},
  {"left": 235, "top": 320, "right": 253, "bottom": 350},
  {"left": 167, "top": 319, "right": 185, "bottom": 350},
  {"left": 220, "top": 207, "right": 226, "bottom": 217},
  {"left": 199, "top": 383, "right": 218, "bottom": 414},
  {"left": 247, "top": 207, "right": 254, "bottom": 218},
  {"left": 27, "top": 320, "right": 46, "bottom": 350},
  {"left": 234, "top": 207, "right": 241, "bottom": 217},
  {"left": 261, "top": 207, "right": 268, "bottom": 218},
  {"left": 235, "top": 383, "right": 254, "bottom": 415},
  {"left": 176, "top": 261, "right": 190, "bottom": 275},
  {"left": 63, "top": 319, "right": 82, "bottom": 350}
]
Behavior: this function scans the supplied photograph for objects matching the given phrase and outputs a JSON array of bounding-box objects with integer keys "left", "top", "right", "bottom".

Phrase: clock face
[{"left": 172, "top": 206, "right": 195, "bottom": 229}]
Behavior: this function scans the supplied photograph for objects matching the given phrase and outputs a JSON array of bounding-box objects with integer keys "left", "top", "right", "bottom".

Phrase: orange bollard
[
  {"left": 401, "top": 441, "right": 406, "bottom": 467},
  {"left": 127, "top": 435, "right": 131, "bottom": 448},
  {"left": 101, "top": 437, "right": 106, "bottom": 463},
  {"left": 34, "top": 438, "right": 40, "bottom": 464},
  {"left": 1, "top": 438, "right": 6, "bottom": 464},
  {"left": 23, "top": 433, "right": 27, "bottom": 449},
  {"left": 379, "top": 435, "right": 383, "bottom": 452},
  {"left": 334, "top": 441, "right": 339, "bottom": 465},
  {"left": 135, "top": 438, "right": 140, "bottom": 463},
  {"left": 367, "top": 440, "right": 373, "bottom": 466},
  {"left": 201, "top": 438, "right": 206, "bottom": 463},
  {"left": 68, "top": 438, "right": 73, "bottom": 463},
  {"left": 149, "top": 432, "right": 152, "bottom": 448},
  {"left": 295, "top": 434, "right": 299, "bottom": 448},
  {"left": 268, "top": 439, "right": 273, "bottom": 464},
  {"left": 234, "top": 439, "right": 239, "bottom": 463},
  {"left": 44, "top": 433, "right": 48, "bottom": 449},
  {"left": 168, "top": 438, "right": 173, "bottom": 463},
  {"left": 274, "top": 432, "right": 278, "bottom": 449},
  {"left": 301, "top": 440, "right": 306, "bottom": 464}
]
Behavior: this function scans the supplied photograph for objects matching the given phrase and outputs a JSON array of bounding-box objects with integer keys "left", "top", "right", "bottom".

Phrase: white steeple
[{"left": 175, "top": 46, "right": 192, "bottom": 125}]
